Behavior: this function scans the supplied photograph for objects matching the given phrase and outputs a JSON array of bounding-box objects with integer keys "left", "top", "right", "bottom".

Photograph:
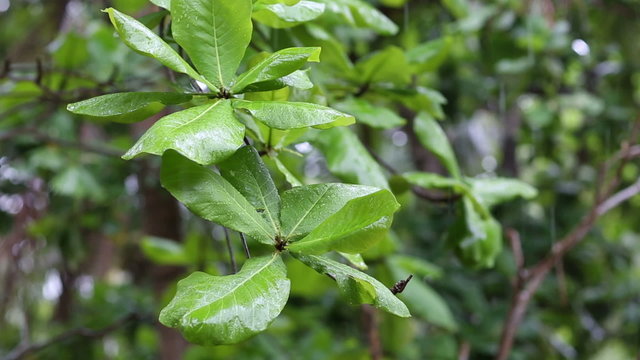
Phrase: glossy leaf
[
  {"left": 171, "top": 0, "right": 252, "bottom": 89},
  {"left": 102, "top": 8, "right": 210, "bottom": 88},
  {"left": 333, "top": 97, "right": 405, "bottom": 129},
  {"left": 293, "top": 253, "right": 410, "bottom": 317},
  {"left": 316, "top": 0, "right": 398, "bottom": 35},
  {"left": 280, "top": 183, "right": 384, "bottom": 241},
  {"left": 159, "top": 254, "right": 290, "bottom": 345},
  {"left": 232, "top": 47, "right": 320, "bottom": 93},
  {"left": 253, "top": 1, "right": 325, "bottom": 29},
  {"left": 123, "top": 100, "right": 245, "bottom": 165},
  {"left": 219, "top": 146, "right": 281, "bottom": 234},
  {"left": 233, "top": 100, "right": 354, "bottom": 130},
  {"left": 67, "top": 92, "right": 191, "bottom": 117},
  {"left": 150, "top": 0, "right": 170, "bottom": 9},
  {"left": 313, "top": 127, "right": 389, "bottom": 189},
  {"left": 288, "top": 189, "right": 399, "bottom": 254},
  {"left": 273, "top": 157, "right": 303, "bottom": 187},
  {"left": 160, "top": 151, "right": 275, "bottom": 244},
  {"left": 413, "top": 112, "right": 461, "bottom": 178},
  {"left": 467, "top": 177, "right": 537, "bottom": 208},
  {"left": 339, "top": 252, "right": 368, "bottom": 270}
]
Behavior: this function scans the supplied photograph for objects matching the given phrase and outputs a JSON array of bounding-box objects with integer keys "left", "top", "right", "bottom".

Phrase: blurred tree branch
[{"left": 496, "top": 119, "right": 640, "bottom": 360}]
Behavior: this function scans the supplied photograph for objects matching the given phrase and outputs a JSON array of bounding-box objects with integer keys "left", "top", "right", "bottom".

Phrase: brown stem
[{"left": 362, "top": 305, "right": 383, "bottom": 360}]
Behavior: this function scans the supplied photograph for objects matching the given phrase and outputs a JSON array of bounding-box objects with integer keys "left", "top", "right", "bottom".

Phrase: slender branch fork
[{"left": 496, "top": 119, "right": 640, "bottom": 360}]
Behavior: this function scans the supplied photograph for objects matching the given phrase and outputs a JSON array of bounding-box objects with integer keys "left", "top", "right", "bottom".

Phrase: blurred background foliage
[{"left": 1, "top": 0, "right": 639, "bottom": 359}]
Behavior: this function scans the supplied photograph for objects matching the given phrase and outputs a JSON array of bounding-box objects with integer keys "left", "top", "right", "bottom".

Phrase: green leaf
[
  {"left": 339, "top": 252, "right": 367, "bottom": 270},
  {"left": 293, "top": 253, "right": 410, "bottom": 317},
  {"left": 413, "top": 112, "right": 461, "bottom": 178},
  {"left": 402, "top": 172, "right": 467, "bottom": 192},
  {"left": 232, "top": 47, "right": 320, "bottom": 93},
  {"left": 467, "top": 177, "right": 537, "bottom": 208},
  {"left": 316, "top": 0, "right": 398, "bottom": 35},
  {"left": 387, "top": 255, "right": 442, "bottom": 279},
  {"left": 333, "top": 97, "right": 405, "bottom": 129},
  {"left": 387, "top": 259, "right": 457, "bottom": 331},
  {"left": 355, "top": 46, "right": 410, "bottom": 85},
  {"left": 253, "top": 1, "right": 325, "bottom": 29},
  {"left": 160, "top": 254, "right": 290, "bottom": 345},
  {"left": 141, "top": 236, "right": 189, "bottom": 265},
  {"left": 102, "top": 8, "right": 211, "bottom": 88},
  {"left": 407, "top": 37, "right": 452, "bottom": 72},
  {"left": 171, "top": 0, "right": 252, "bottom": 89},
  {"left": 150, "top": 0, "right": 171, "bottom": 9},
  {"left": 219, "top": 146, "right": 281, "bottom": 234},
  {"left": 313, "top": 127, "right": 389, "bottom": 189},
  {"left": 233, "top": 100, "right": 354, "bottom": 130},
  {"left": 67, "top": 92, "right": 191, "bottom": 118},
  {"left": 273, "top": 157, "right": 303, "bottom": 187},
  {"left": 160, "top": 151, "right": 275, "bottom": 245},
  {"left": 123, "top": 100, "right": 245, "bottom": 165},
  {"left": 288, "top": 190, "right": 399, "bottom": 254}
]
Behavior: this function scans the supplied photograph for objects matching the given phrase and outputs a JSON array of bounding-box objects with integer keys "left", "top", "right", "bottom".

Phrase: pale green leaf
[
  {"left": 339, "top": 252, "right": 368, "bottom": 270},
  {"left": 355, "top": 46, "right": 410, "bottom": 85},
  {"left": 102, "top": 8, "right": 211, "bottom": 88},
  {"left": 402, "top": 172, "right": 467, "bottom": 192},
  {"left": 123, "top": 100, "right": 245, "bottom": 165},
  {"left": 279, "top": 183, "right": 383, "bottom": 241},
  {"left": 313, "top": 127, "right": 389, "bottom": 189},
  {"left": 467, "top": 177, "right": 538, "bottom": 208},
  {"left": 293, "top": 253, "right": 410, "bottom": 317},
  {"left": 160, "top": 151, "right": 275, "bottom": 244},
  {"left": 253, "top": 1, "right": 325, "bottom": 29},
  {"left": 150, "top": 0, "right": 171, "bottom": 9},
  {"left": 413, "top": 112, "right": 461, "bottom": 178},
  {"left": 141, "top": 236, "right": 189, "bottom": 265},
  {"left": 232, "top": 47, "right": 320, "bottom": 93},
  {"left": 333, "top": 97, "right": 405, "bottom": 129},
  {"left": 171, "top": 0, "right": 252, "bottom": 89},
  {"left": 273, "top": 157, "right": 303, "bottom": 187},
  {"left": 233, "top": 100, "right": 354, "bottom": 130},
  {"left": 316, "top": 0, "right": 398, "bottom": 35},
  {"left": 159, "top": 254, "right": 290, "bottom": 345},
  {"left": 288, "top": 190, "right": 399, "bottom": 255},
  {"left": 219, "top": 146, "right": 281, "bottom": 234}
]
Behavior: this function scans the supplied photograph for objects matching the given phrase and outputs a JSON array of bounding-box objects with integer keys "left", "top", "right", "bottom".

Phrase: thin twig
[
  {"left": 4, "top": 313, "right": 139, "bottom": 360},
  {"left": 223, "top": 228, "right": 237, "bottom": 273},
  {"left": 240, "top": 233, "right": 251, "bottom": 259}
]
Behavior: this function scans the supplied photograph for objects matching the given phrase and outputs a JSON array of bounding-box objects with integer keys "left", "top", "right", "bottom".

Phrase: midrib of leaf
[
  {"left": 211, "top": 3, "right": 225, "bottom": 87},
  {"left": 218, "top": 174, "right": 274, "bottom": 241},
  {"left": 185, "top": 253, "right": 278, "bottom": 317},
  {"left": 175, "top": 101, "right": 220, "bottom": 130},
  {"left": 252, "top": 177, "right": 280, "bottom": 234},
  {"left": 285, "top": 186, "right": 331, "bottom": 240}
]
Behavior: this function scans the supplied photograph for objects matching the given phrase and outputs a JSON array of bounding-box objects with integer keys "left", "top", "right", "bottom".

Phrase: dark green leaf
[{"left": 67, "top": 92, "right": 191, "bottom": 118}]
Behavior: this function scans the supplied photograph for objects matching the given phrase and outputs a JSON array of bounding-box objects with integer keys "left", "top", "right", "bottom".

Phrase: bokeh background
[{"left": 1, "top": 0, "right": 640, "bottom": 359}]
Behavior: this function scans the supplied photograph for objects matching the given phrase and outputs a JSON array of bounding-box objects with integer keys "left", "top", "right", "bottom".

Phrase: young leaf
[
  {"left": 413, "top": 112, "right": 461, "bottom": 179},
  {"left": 241, "top": 70, "right": 314, "bottom": 93},
  {"left": 171, "top": 0, "right": 252, "bottom": 89},
  {"left": 219, "top": 146, "right": 281, "bottom": 234},
  {"left": 231, "top": 47, "right": 321, "bottom": 93},
  {"left": 150, "top": 0, "right": 170, "bottom": 9},
  {"left": 67, "top": 92, "right": 191, "bottom": 117},
  {"left": 279, "top": 183, "right": 384, "bottom": 241},
  {"left": 123, "top": 100, "right": 245, "bottom": 165},
  {"left": 102, "top": 8, "right": 212, "bottom": 89},
  {"left": 253, "top": 1, "right": 326, "bottom": 29},
  {"left": 160, "top": 151, "right": 275, "bottom": 245},
  {"left": 292, "top": 253, "right": 410, "bottom": 317},
  {"left": 313, "top": 127, "right": 389, "bottom": 189},
  {"left": 333, "top": 97, "right": 406, "bottom": 129},
  {"left": 287, "top": 189, "right": 399, "bottom": 254},
  {"left": 467, "top": 177, "right": 537, "bottom": 208},
  {"left": 233, "top": 100, "right": 354, "bottom": 130},
  {"left": 159, "top": 254, "right": 290, "bottom": 345}
]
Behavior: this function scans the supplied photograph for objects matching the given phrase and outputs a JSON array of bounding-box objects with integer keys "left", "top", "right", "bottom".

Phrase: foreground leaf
[
  {"left": 233, "top": 100, "right": 354, "bottom": 130},
  {"left": 103, "top": 8, "right": 210, "bottom": 88},
  {"left": 171, "top": 0, "right": 252, "bottom": 89},
  {"left": 160, "top": 254, "right": 290, "bottom": 345},
  {"left": 123, "top": 100, "right": 245, "bottom": 165},
  {"left": 293, "top": 253, "right": 410, "bottom": 317},
  {"left": 219, "top": 146, "right": 281, "bottom": 234},
  {"left": 280, "top": 183, "right": 384, "bottom": 241},
  {"left": 288, "top": 190, "right": 399, "bottom": 254},
  {"left": 232, "top": 47, "right": 321, "bottom": 93},
  {"left": 160, "top": 151, "right": 275, "bottom": 244},
  {"left": 67, "top": 92, "right": 191, "bottom": 117}
]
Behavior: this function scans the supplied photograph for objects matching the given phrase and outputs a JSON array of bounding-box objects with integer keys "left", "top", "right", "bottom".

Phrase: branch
[
  {"left": 4, "top": 313, "right": 139, "bottom": 360},
  {"left": 495, "top": 119, "right": 640, "bottom": 360}
]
